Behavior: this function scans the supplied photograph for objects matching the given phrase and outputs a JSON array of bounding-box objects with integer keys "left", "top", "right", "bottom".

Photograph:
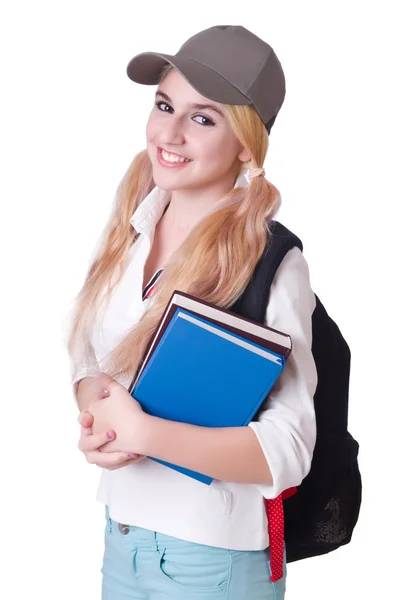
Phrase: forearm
[
  {"left": 76, "top": 377, "right": 97, "bottom": 411},
  {"left": 141, "top": 415, "right": 273, "bottom": 484}
]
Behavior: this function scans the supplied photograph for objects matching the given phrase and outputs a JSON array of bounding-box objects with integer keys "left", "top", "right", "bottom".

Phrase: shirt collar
[{"left": 130, "top": 170, "right": 249, "bottom": 237}]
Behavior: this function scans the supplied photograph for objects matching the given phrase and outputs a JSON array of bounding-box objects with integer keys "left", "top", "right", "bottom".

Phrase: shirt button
[{"left": 118, "top": 523, "right": 130, "bottom": 535}]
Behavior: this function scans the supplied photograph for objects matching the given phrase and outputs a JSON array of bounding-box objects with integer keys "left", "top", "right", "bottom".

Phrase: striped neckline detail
[{"left": 142, "top": 268, "right": 164, "bottom": 301}]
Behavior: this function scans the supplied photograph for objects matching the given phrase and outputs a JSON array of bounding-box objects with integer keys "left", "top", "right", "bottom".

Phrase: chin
[
  {"left": 151, "top": 174, "right": 177, "bottom": 191},
  {"left": 151, "top": 169, "right": 193, "bottom": 191}
]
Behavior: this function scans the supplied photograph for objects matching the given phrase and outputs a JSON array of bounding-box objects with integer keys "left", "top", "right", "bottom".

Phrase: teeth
[{"left": 161, "top": 149, "right": 191, "bottom": 163}]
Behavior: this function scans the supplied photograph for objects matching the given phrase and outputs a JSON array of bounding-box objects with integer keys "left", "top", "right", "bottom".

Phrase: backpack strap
[
  {"left": 228, "top": 220, "right": 303, "bottom": 583},
  {"left": 230, "top": 220, "right": 303, "bottom": 322}
]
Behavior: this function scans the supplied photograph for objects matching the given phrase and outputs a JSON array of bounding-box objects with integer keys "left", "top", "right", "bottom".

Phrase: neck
[{"left": 161, "top": 171, "right": 239, "bottom": 233}]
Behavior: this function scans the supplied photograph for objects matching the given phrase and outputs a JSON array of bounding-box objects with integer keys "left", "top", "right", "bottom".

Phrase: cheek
[
  {"left": 145, "top": 111, "right": 159, "bottom": 143},
  {"left": 146, "top": 120, "right": 159, "bottom": 162},
  {"left": 146, "top": 119, "right": 155, "bottom": 142},
  {"left": 200, "top": 134, "right": 239, "bottom": 168}
]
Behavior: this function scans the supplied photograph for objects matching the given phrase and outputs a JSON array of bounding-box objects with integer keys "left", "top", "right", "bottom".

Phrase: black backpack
[{"left": 229, "top": 220, "right": 362, "bottom": 564}]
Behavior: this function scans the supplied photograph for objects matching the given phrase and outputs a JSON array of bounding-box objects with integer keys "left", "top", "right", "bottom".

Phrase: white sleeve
[
  {"left": 65, "top": 298, "right": 101, "bottom": 406},
  {"left": 66, "top": 234, "right": 105, "bottom": 405},
  {"left": 247, "top": 246, "right": 318, "bottom": 499}
]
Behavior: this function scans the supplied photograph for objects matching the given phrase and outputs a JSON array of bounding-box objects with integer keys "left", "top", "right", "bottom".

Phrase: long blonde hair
[{"left": 67, "top": 64, "right": 282, "bottom": 383}]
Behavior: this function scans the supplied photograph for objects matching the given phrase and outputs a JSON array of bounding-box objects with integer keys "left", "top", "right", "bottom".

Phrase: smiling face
[{"left": 145, "top": 68, "right": 249, "bottom": 191}]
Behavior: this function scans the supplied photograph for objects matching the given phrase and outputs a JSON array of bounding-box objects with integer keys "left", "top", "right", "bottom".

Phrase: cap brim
[{"left": 126, "top": 52, "right": 251, "bottom": 106}]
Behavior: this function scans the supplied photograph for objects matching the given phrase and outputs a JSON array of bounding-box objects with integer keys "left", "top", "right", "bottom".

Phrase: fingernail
[
  {"left": 128, "top": 453, "right": 137, "bottom": 459},
  {"left": 106, "top": 431, "right": 114, "bottom": 439}
]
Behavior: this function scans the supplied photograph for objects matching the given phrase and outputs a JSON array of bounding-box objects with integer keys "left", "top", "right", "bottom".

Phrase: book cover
[
  {"left": 128, "top": 289, "right": 291, "bottom": 392},
  {"left": 131, "top": 306, "right": 286, "bottom": 484}
]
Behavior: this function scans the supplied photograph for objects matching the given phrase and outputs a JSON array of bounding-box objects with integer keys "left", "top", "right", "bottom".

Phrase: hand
[
  {"left": 78, "top": 410, "right": 147, "bottom": 469},
  {"left": 87, "top": 372, "right": 151, "bottom": 455}
]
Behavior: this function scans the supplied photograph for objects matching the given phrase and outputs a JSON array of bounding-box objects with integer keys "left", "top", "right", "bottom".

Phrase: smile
[{"left": 157, "top": 147, "right": 193, "bottom": 168}]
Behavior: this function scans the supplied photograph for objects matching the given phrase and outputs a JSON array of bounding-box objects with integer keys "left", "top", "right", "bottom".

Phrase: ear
[{"left": 237, "top": 147, "right": 251, "bottom": 164}]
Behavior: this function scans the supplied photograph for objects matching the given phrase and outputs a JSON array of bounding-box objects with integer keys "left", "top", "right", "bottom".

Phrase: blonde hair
[{"left": 66, "top": 64, "right": 281, "bottom": 384}]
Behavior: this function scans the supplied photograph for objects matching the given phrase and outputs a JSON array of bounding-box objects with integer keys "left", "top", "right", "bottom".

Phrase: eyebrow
[{"left": 155, "top": 90, "right": 225, "bottom": 118}]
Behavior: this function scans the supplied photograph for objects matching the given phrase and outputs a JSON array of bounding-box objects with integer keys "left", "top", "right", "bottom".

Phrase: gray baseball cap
[{"left": 126, "top": 25, "right": 286, "bottom": 135}]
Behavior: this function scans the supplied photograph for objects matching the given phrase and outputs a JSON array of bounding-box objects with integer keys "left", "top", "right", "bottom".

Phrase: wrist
[{"left": 137, "top": 412, "right": 155, "bottom": 456}]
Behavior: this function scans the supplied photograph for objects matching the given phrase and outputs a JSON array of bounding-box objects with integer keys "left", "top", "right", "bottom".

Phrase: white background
[{"left": 1, "top": 1, "right": 396, "bottom": 598}]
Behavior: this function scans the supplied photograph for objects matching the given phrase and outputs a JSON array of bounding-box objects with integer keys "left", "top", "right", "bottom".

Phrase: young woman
[{"left": 67, "top": 25, "right": 317, "bottom": 600}]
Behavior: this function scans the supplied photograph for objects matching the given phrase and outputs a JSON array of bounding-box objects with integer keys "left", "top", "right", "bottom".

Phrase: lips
[
  {"left": 157, "top": 147, "right": 192, "bottom": 168},
  {"left": 160, "top": 147, "right": 191, "bottom": 161}
]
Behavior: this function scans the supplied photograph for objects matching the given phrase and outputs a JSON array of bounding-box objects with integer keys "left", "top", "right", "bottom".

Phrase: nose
[{"left": 158, "top": 115, "right": 185, "bottom": 147}]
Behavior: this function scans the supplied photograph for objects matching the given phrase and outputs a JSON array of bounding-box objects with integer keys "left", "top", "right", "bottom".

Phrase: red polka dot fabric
[{"left": 265, "top": 487, "right": 297, "bottom": 582}]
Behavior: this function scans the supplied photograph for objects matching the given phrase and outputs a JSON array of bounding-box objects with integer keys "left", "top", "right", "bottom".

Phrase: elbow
[
  {"left": 248, "top": 419, "right": 316, "bottom": 498},
  {"left": 286, "top": 416, "right": 317, "bottom": 487}
]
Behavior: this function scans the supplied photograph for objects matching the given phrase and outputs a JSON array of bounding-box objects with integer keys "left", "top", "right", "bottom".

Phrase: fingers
[
  {"left": 77, "top": 424, "right": 147, "bottom": 469},
  {"left": 106, "top": 455, "right": 146, "bottom": 470},
  {"left": 78, "top": 427, "right": 130, "bottom": 467},
  {"left": 78, "top": 427, "right": 116, "bottom": 453},
  {"left": 77, "top": 407, "right": 147, "bottom": 470},
  {"left": 78, "top": 410, "right": 93, "bottom": 428},
  {"left": 85, "top": 449, "right": 133, "bottom": 468},
  {"left": 90, "top": 453, "right": 147, "bottom": 470},
  {"left": 126, "top": 454, "right": 147, "bottom": 465}
]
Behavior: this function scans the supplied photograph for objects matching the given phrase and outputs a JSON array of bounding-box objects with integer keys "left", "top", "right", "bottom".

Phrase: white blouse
[{"left": 69, "top": 172, "right": 318, "bottom": 550}]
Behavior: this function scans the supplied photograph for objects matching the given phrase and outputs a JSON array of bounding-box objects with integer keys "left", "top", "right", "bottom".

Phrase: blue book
[{"left": 130, "top": 294, "right": 290, "bottom": 485}]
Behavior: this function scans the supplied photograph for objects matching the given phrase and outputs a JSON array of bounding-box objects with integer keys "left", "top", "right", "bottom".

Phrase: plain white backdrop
[{"left": 2, "top": 1, "right": 396, "bottom": 598}]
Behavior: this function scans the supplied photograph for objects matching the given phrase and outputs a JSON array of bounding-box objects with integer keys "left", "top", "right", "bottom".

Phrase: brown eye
[
  {"left": 155, "top": 101, "right": 172, "bottom": 112},
  {"left": 155, "top": 101, "right": 215, "bottom": 127},
  {"left": 193, "top": 115, "right": 215, "bottom": 127}
]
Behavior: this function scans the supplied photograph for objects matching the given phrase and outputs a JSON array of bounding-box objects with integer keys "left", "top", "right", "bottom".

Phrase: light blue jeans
[{"left": 101, "top": 505, "right": 287, "bottom": 599}]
